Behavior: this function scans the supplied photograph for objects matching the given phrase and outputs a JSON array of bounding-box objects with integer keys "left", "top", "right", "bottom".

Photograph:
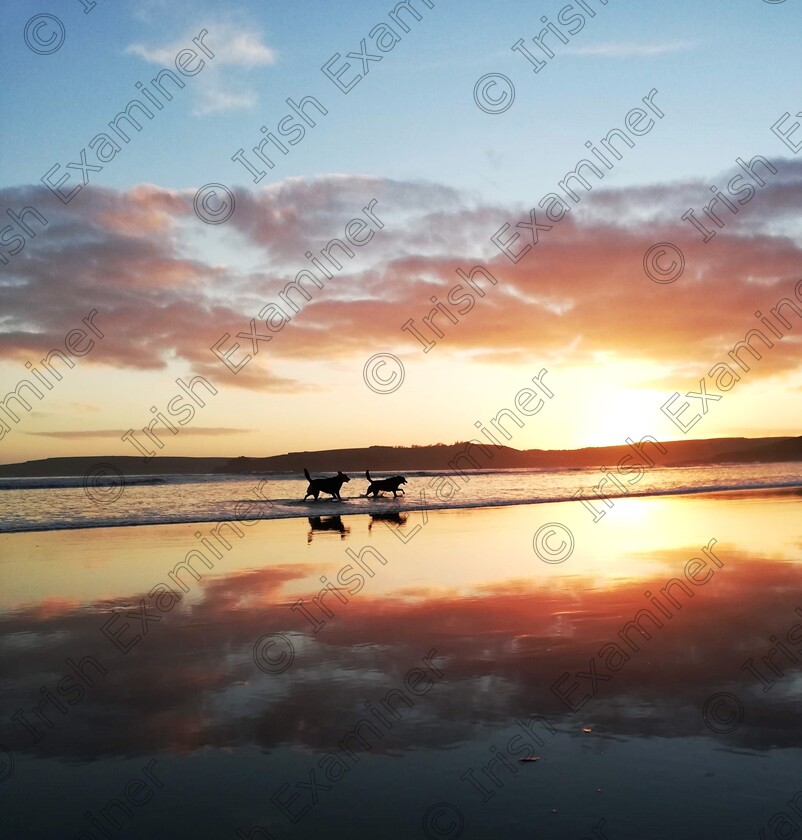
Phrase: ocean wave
[
  {"left": 0, "top": 475, "right": 170, "bottom": 491},
  {"left": 1, "top": 475, "right": 799, "bottom": 534}
]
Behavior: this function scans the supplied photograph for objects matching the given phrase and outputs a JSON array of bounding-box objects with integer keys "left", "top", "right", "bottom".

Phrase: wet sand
[{"left": 0, "top": 488, "right": 800, "bottom": 839}]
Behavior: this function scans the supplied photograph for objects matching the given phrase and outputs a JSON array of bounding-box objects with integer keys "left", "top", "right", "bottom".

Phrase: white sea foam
[{"left": 0, "top": 462, "right": 799, "bottom": 533}]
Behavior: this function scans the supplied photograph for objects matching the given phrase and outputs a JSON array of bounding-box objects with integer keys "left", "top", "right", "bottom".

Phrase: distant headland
[{"left": 1, "top": 435, "right": 800, "bottom": 478}]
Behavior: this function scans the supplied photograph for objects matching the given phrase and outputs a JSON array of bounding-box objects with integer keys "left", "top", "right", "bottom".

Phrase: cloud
[
  {"left": 565, "top": 41, "right": 696, "bottom": 57},
  {"left": 2, "top": 162, "right": 802, "bottom": 394},
  {"left": 126, "top": 24, "right": 277, "bottom": 67},
  {"left": 192, "top": 83, "right": 258, "bottom": 116},
  {"left": 126, "top": 23, "right": 277, "bottom": 114},
  {"left": 25, "top": 427, "right": 254, "bottom": 439}
]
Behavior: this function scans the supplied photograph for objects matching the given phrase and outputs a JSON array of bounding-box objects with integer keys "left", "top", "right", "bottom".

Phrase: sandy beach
[{"left": 1, "top": 488, "right": 800, "bottom": 839}]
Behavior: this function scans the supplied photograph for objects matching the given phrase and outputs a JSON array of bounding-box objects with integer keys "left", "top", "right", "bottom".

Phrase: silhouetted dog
[
  {"left": 363, "top": 470, "right": 407, "bottom": 498},
  {"left": 303, "top": 468, "right": 350, "bottom": 500}
]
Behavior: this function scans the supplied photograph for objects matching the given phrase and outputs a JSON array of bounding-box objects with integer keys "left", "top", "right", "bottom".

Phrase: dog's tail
[
  {"left": 304, "top": 468, "right": 312, "bottom": 482},
  {"left": 365, "top": 470, "right": 372, "bottom": 482}
]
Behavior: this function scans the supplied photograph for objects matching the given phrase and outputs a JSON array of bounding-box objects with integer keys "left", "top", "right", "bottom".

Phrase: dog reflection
[
  {"left": 307, "top": 515, "right": 350, "bottom": 543},
  {"left": 368, "top": 511, "right": 408, "bottom": 531}
]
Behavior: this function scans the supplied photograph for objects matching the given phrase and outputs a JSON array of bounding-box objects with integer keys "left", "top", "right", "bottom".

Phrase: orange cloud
[{"left": 1, "top": 165, "right": 801, "bottom": 394}]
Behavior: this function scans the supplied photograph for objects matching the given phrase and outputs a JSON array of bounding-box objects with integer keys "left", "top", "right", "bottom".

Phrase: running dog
[
  {"left": 303, "top": 469, "right": 350, "bottom": 500},
  {"left": 363, "top": 470, "right": 407, "bottom": 498}
]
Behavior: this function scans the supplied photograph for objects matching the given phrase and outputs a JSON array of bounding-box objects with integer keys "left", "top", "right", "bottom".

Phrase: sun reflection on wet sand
[{"left": 0, "top": 489, "right": 800, "bottom": 839}]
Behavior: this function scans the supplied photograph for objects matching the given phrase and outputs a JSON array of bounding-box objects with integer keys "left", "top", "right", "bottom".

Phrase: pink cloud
[{"left": 1, "top": 164, "right": 800, "bottom": 393}]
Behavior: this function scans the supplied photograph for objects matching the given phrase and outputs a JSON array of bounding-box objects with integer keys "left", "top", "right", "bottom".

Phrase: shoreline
[{"left": 2, "top": 481, "right": 800, "bottom": 536}]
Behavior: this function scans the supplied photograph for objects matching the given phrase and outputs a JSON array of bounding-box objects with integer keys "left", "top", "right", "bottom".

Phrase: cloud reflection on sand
[{"left": 1, "top": 493, "right": 800, "bottom": 764}]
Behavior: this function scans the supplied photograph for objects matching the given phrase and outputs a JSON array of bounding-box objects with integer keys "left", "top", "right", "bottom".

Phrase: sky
[{"left": 1, "top": 0, "right": 801, "bottom": 463}]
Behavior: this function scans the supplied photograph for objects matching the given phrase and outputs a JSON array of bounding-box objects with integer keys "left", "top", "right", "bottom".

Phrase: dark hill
[{"left": 0, "top": 436, "right": 798, "bottom": 478}]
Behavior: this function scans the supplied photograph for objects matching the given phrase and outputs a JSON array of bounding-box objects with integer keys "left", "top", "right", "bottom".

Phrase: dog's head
[
  {"left": 398, "top": 476, "right": 407, "bottom": 484},
  {"left": 338, "top": 471, "right": 350, "bottom": 482}
]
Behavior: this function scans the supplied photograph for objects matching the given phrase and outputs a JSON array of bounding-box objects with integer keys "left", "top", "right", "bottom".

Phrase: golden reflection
[
  {"left": 0, "top": 489, "right": 800, "bottom": 771},
  {"left": 1, "top": 489, "right": 800, "bottom": 611}
]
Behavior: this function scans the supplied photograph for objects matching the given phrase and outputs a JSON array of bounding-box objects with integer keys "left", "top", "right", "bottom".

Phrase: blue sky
[
  {"left": 2, "top": 0, "right": 802, "bottom": 462},
  {"left": 2, "top": 0, "right": 800, "bottom": 202}
]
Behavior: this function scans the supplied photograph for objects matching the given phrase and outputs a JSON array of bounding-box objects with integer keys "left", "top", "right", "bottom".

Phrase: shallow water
[
  {"left": 0, "top": 489, "right": 800, "bottom": 839},
  {"left": 1, "top": 460, "right": 800, "bottom": 532}
]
